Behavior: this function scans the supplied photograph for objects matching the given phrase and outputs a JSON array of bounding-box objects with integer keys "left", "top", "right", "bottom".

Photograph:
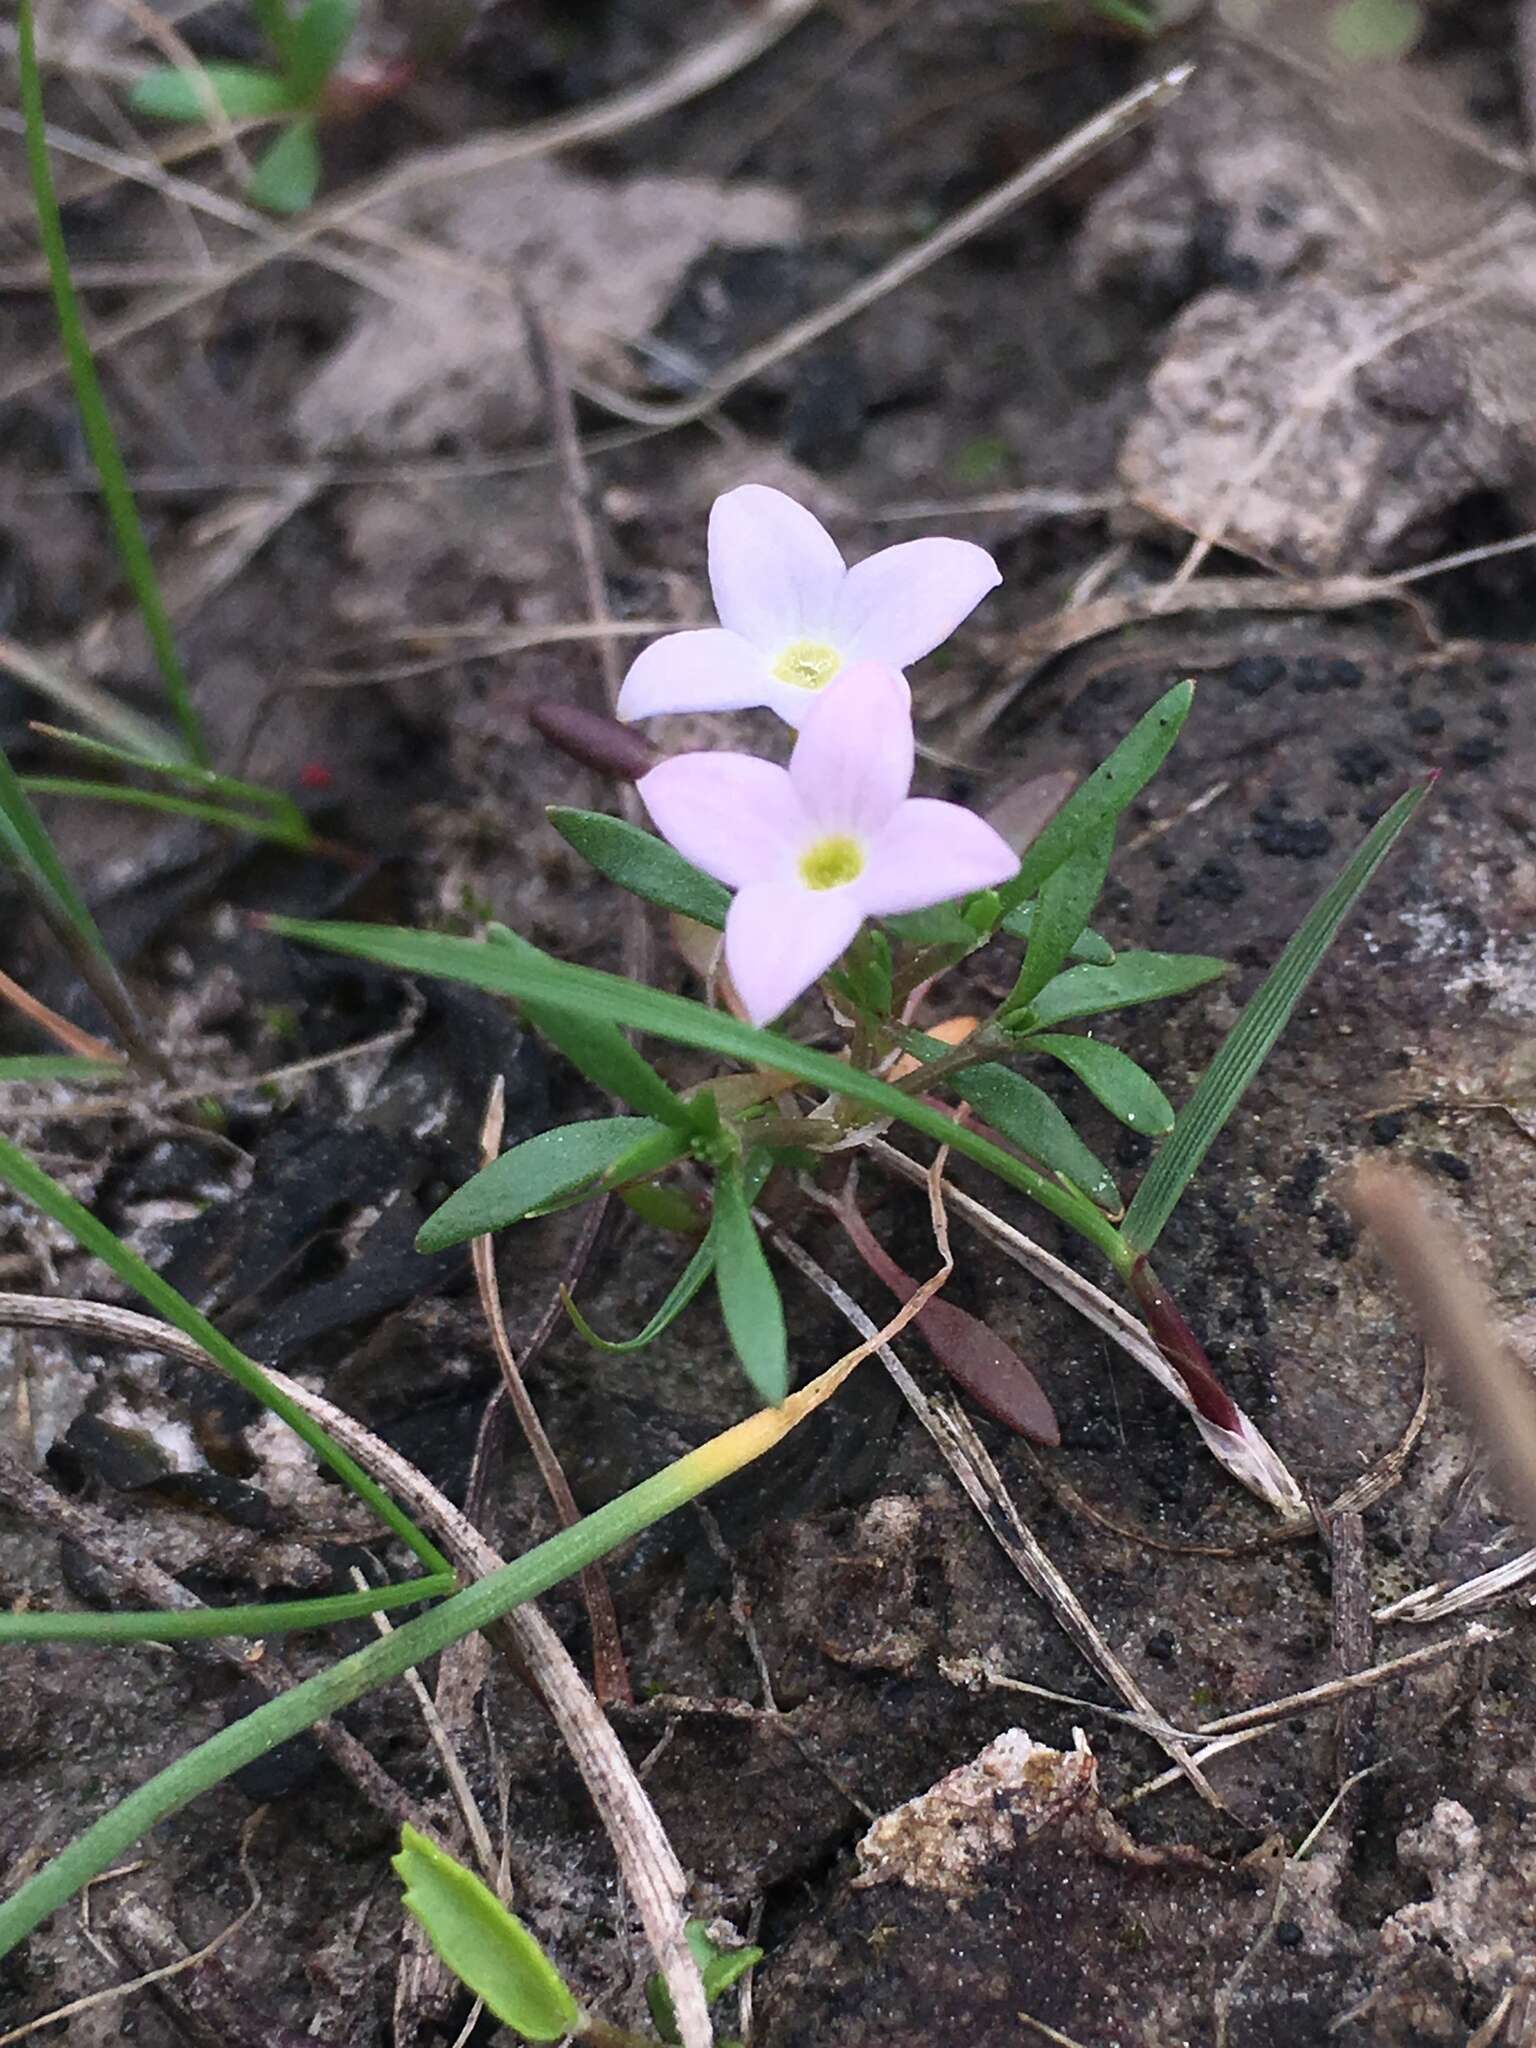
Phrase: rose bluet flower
[
  {"left": 636, "top": 663, "right": 1018, "bottom": 1025},
  {"left": 618, "top": 484, "right": 1001, "bottom": 729}
]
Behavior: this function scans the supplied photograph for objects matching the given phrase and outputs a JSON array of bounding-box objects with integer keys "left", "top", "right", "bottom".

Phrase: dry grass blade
[
  {"left": 1373, "top": 1546, "right": 1536, "bottom": 1625},
  {"left": 764, "top": 1224, "right": 1221, "bottom": 1807},
  {"left": 0, "top": 967, "right": 124, "bottom": 1061},
  {"left": 0, "top": 0, "right": 825, "bottom": 408},
  {"left": 868, "top": 1139, "right": 1306, "bottom": 1518},
  {"left": 1350, "top": 1164, "right": 1536, "bottom": 1540},
  {"left": 0, "top": 1293, "right": 709, "bottom": 2048},
  {"left": 471, "top": 1078, "right": 632, "bottom": 1707}
]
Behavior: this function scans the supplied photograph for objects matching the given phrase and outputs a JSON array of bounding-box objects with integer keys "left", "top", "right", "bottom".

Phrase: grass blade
[
  {"left": 0, "top": 1330, "right": 881, "bottom": 1961},
  {"left": 0, "top": 1055, "right": 122, "bottom": 1084},
  {"left": 0, "top": 1577, "right": 451, "bottom": 1645},
  {"left": 0, "top": 1135, "right": 452, "bottom": 1578},
  {"left": 31, "top": 726, "right": 311, "bottom": 831},
  {"left": 0, "top": 743, "right": 112, "bottom": 960},
  {"left": 16, "top": 0, "right": 204, "bottom": 764},
  {"left": 22, "top": 777, "right": 312, "bottom": 846},
  {"left": 1121, "top": 781, "right": 1431, "bottom": 1255},
  {"left": 564, "top": 1233, "right": 717, "bottom": 1353},
  {"left": 264, "top": 916, "right": 1131, "bottom": 1268}
]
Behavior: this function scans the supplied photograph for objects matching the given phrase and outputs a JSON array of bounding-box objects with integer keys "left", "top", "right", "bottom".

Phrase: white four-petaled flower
[
  {"left": 618, "top": 484, "right": 1001, "bottom": 729},
  {"left": 636, "top": 663, "right": 1019, "bottom": 1025}
]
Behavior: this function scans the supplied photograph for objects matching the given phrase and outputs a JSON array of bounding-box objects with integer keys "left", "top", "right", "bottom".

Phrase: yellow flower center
[
  {"left": 799, "top": 834, "right": 864, "bottom": 892},
  {"left": 771, "top": 639, "right": 842, "bottom": 691}
]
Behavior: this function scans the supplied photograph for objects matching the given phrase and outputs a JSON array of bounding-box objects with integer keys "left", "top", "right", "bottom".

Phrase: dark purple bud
[
  {"left": 530, "top": 701, "right": 657, "bottom": 782},
  {"left": 1129, "top": 1256, "right": 1242, "bottom": 1434}
]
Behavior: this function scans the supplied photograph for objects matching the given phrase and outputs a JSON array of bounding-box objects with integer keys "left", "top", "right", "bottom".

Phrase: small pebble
[
  {"left": 1145, "top": 1630, "right": 1177, "bottom": 1663},
  {"left": 1406, "top": 706, "right": 1444, "bottom": 735},
  {"left": 1227, "top": 653, "right": 1286, "bottom": 697},
  {"left": 1454, "top": 735, "right": 1501, "bottom": 769},
  {"left": 1369, "top": 1113, "right": 1406, "bottom": 1146}
]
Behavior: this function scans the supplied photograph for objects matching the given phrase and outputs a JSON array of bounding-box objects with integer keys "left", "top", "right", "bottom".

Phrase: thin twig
[
  {"left": 0, "top": 967, "right": 125, "bottom": 1062},
  {"left": 764, "top": 1224, "right": 1221, "bottom": 1807},
  {"left": 471, "top": 1079, "right": 632, "bottom": 1707},
  {"left": 0, "top": 1292, "right": 710, "bottom": 2048}
]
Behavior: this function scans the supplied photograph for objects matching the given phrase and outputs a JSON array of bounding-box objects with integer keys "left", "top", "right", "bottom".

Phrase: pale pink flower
[
  {"left": 617, "top": 484, "right": 1001, "bottom": 729},
  {"left": 636, "top": 663, "right": 1018, "bottom": 1026}
]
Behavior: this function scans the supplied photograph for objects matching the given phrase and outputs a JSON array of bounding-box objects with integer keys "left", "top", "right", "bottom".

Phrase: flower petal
[
  {"left": 854, "top": 797, "right": 1019, "bottom": 917},
  {"left": 788, "top": 662, "right": 913, "bottom": 835},
  {"left": 635, "top": 753, "right": 806, "bottom": 892},
  {"left": 708, "top": 485, "right": 847, "bottom": 649},
  {"left": 833, "top": 538, "right": 1001, "bottom": 667},
  {"left": 725, "top": 879, "right": 864, "bottom": 1026},
  {"left": 617, "top": 627, "right": 772, "bottom": 722}
]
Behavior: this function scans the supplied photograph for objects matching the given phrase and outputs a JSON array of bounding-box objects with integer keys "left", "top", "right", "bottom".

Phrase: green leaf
[
  {"left": 712, "top": 1159, "right": 787, "bottom": 1404},
  {"left": 998, "top": 901, "right": 1115, "bottom": 963},
  {"left": 564, "top": 1232, "right": 718, "bottom": 1353},
  {"left": 0, "top": 1577, "right": 451, "bottom": 1646},
  {"left": 130, "top": 61, "right": 296, "bottom": 122},
  {"left": 1030, "top": 1034, "right": 1174, "bottom": 1135},
  {"left": 392, "top": 1826, "right": 581, "bottom": 2043},
  {"left": 0, "top": 1055, "right": 123, "bottom": 1085},
  {"left": 21, "top": 776, "right": 311, "bottom": 849},
  {"left": 548, "top": 807, "right": 732, "bottom": 928},
  {"left": 485, "top": 925, "right": 697, "bottom": 1132},
  {"left": 265, "top": 917, "right": 1131, "bottom": 1268},
  {"left": 1121, "top": 782, "right": 1429, "bottom": 1255},
  {"left": 1015, "top": 950, "right": 1228, "bottom": 1031},
  {"left": 945, "top": 1060, "right": 1119, "bottom": 1211},
  {"left": 0, "top": 742, "right": 113, "bottom": 961},
  {"left": 247, "top": 116, "right": 321, "bottom": 213},
  {"left": 1006, "top": 826, "right": 1113, "bottom": 1011},
  {"left": 287, "top": 0, "right": 359, "bottom": 99},
  {"left": 32, "top": 724, "right": 311, "bottom": 836},
  {"left": 416, "top": 1117, "right": 662, "bottom": 1252},
  {"left": 649, "top": 1919, "right": 764, "bottom": 2040},
  {"left": 994, "top": 681, "right": 1193, "bottom": 920},
  {"left": 882, "top": 901, "right": 979, "bottom": 948},
  {"left": 1328, "top": 0, "right": 1422, "bottom": 63}
]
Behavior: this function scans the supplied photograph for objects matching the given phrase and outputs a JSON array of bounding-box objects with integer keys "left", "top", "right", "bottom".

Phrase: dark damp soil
[{"left": 3, "top": 3, "right": 1536, "bottom": 2043}]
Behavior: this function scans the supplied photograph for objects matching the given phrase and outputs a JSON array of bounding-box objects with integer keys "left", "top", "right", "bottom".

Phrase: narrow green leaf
[
  {"left": 1121, "top": 782, "right": 1430, "bottom": 1254},
  {"left": 999, "top": 901, "right": 1115, "bottom": 963},
  {"left": 564, "top": 1233, "right": 717, "bottom": 1353},
  {"left": 416, "top": 1117, "right": 662, "bottom": 1252},
  {"left": 995, "top": 680, "right": 1194, "bottom": 919},
  {"left": 947, "top": 1060, "right": 1119, "bottom": 1211},
  {"left": 0, "top": 1055, "right": 123, "bottom": 1085},
  {"left": 1015, "top": 950, "right": 1228, "bottom": 1031},
  {"left": 0, "top": 1134, "right": 452, "bottom": 1579},
  {"left": 33, "top": 725, "right": 310, "bottom": 831},
  {"left": 713, "top": 1160, "right": 788, "bottom": 1404},
  {"left": 1030, "top": 1034, "right": 1174, "bottom": 1135},
  {"left": 0, "top": 1576, "right": 452, "bottom": 1645},
  {"left": 881, "top": 901, "right": 979, "bottom": 947},
  {"left": 548, "top": 807, "right": 731, "bottom": 929},
  {"left": 247, "top": 116, "right": 321, "bottom": 213},
  {"left": 393, "top": 1826, "right": 581, "bottom": 2043},
  {"left": 130, "top": 62, "right": 297, "bottom": 121},
  {"left": 485, "top": 926, "right": 697, "bottom": 1131},
  {"left": 1007, "top": 826, "right": 1113, "bottom": 1011},
  {"left": 17, "top": 0, "right": 204, "bottom": 764},
  {"left": 287, "top": 0, "right": 359, "bottom": 99},
  {"left": 0, "top": 742, "right": 112, "bottom": 961},
  {"left": 265, "top": 917, "right": 1131, "bottom": 1266},
  {"left": 22, "top": 776, "right": 310, "bottom": 847}
]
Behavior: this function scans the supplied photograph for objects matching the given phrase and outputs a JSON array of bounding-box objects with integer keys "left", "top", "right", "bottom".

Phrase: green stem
[
  {"left": 0, "top": 1574, "right": 455, "bottom": 1645},
  {"left": 0, "top": 1430, "right": 748, "bottom": 1959},
  {"left": 16, "top": 0, "right": 205, "bottom": 766},
  {"left": 22, "top": 777, "right": 311, "bottom": 846}
]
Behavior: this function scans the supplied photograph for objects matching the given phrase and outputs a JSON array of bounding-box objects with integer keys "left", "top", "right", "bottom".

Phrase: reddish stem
[{"left": 1128, "top": 1256, "right": 1243, "bottom": 1434}]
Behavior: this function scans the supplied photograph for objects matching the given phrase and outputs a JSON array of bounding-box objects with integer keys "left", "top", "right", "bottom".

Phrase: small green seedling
[{"left": 131, "top": 0, "right": 361, "bottom": 213}]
